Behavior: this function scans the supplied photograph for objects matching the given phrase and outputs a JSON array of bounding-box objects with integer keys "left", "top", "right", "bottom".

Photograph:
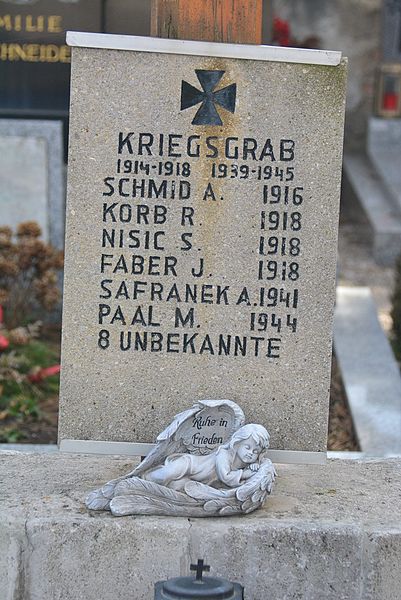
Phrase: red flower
[
  {"left": 28, "top": 364, "right": 60, "bottom": 383},
  {"left": 0, "top": 334, "right": 9, "bottom": 350},
  {"left": 273, "top": 17, "right": 291, "bottom": 47}
]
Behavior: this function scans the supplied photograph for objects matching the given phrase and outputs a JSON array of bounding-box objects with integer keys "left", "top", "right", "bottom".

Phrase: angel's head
[{"left": 225, "top": 424, "right": 270, "bottom": 464}]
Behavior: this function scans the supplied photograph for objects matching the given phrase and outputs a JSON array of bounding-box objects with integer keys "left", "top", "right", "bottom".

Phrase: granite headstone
[
  {"left": 59, "top": 33, "right": 347, "bottom": 462},
  {"left": 0, "top": 119, "right": 64, "bottom": 248}
]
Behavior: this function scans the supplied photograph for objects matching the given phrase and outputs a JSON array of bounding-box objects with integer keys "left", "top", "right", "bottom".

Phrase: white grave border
[
  {"left": 59, "top": 32, "right": 346, "bottom": 466},
  {"left": 60, "top": 439, "right": 326, "bottom": 465},
  {"left": 66, "top": 31, "right": 341, "bottom": 66}
]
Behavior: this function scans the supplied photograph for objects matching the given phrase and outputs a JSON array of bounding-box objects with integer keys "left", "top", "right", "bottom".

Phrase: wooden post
[{"left": 151, "top": 0, "right": 263, "bottom": 45}]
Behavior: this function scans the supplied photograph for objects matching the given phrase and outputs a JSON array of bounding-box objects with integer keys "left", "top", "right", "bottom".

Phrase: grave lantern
[
  {"left": 154, "top": 559, "right": 244, "bottom": 599},
  {"left": 375, "top": 63, "right": 401, "bottom": 117}
]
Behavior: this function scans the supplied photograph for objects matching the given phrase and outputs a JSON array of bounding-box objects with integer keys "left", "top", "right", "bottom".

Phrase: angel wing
[
  {"left": 86, "top": 399, "right": 245, "bottom": 512},
  {"left": 109, "top": 477, "right": 205, "bottom": 517},
  {"left": 127, "top": 399, "right": 245, "bottom": 478},
  {"left": 235, "top": 459, "right": 276, "bottom": 513},
  {"left": 85, "top": 476, "right": 122, "bottom": 510},
  {"left": 109, "top": 478, "right": 238, "bottom": 517},
  {"left": 127, "top": 404, "right": 203, "bottom": 478},
  {"left": 85, "top": 432, "right": 190, "bottom": 510},
  {"left": 184, "top": 481, "right": 237, "bottom": 500},
  {"left": 180, "top": 459, "right": 276, "bottom": 516}
]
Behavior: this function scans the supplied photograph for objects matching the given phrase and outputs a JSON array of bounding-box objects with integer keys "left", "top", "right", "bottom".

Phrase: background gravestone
[
  {"left": 0, "top": 0, "right": 273, "bottom": 120},
  {"left": 59, "top": 33, "right": 346, "bottom": 461},
  {"left": 0, "top": 119, "right": 64, "bottom": 248},
  {"left": 0, "top": 0, "right": 102, "bottom": 118},
  {"left": 383, "top": 0, "right": 401, "bottom": 62}
]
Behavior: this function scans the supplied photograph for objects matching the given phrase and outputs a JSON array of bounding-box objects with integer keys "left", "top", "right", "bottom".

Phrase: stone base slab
[
  {"left": 334, "top": 287, "right": 401, "bottom": 455},
  {"left": 342, "top": 152, "right": 401, "bottom": 266},
  {"left": 1, "top": 453, "right": 400, "bottom": 600}
]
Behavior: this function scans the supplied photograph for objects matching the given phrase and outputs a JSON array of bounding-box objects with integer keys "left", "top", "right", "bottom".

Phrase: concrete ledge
[
  {"left": 1, "top": 453, "right": 401, "bottom": 599},
  {"left": 342, "top": 153, "right": 401, "bottom": 265},
  {"left": 0, "top": 443, "right": 59, "bottom": 454}
]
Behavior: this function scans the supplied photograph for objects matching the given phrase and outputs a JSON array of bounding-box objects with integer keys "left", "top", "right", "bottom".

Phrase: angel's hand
[
  {"left": 249, "top": 463, "right": 260, "bottom": 472},
  {"left": 241, "top": 468, "right": 255, "bottom": 480}
]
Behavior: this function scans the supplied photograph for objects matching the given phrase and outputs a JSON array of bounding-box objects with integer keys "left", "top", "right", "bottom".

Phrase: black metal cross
[
  {"left": 190, "top": 559, "right": 210, "bottom": 581},
  {"left": 181, "top": 70, "right": 237, "bottom": 126}
]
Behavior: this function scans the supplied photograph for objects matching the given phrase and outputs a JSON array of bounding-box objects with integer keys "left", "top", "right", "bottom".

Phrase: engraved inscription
[{"left": 96, "top": 123, "right": 301, "bottom": 361}]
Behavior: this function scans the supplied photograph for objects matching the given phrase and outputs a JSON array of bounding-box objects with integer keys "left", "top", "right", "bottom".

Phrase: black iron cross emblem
[{"left": 181, "top": 70, "right": 237, "bottom": 126}]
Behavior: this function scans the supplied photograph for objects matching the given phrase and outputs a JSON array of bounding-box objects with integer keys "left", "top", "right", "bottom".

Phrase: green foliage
[
  {"left": 19, "top": 339, "right": 58, "bottom": 368},
  {"left": 0, "top": 221, "right": 63, "bottom": 442},
  {"left": 0, "top": 337, "right": 60, "bottom": 436},
  {"left": 6, "top": 396, "right": 40, "bottom": 418},
  {"left": 0, "top": 427, "right": 25, "bottom": 443}
]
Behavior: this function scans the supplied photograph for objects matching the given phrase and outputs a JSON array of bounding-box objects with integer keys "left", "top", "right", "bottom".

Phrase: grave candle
[
  {"left": 154, "top": 559, "right": 244, "bottom": 599},
  {"left": 375, "top": 63, "right": 401, "bottom": 118}
]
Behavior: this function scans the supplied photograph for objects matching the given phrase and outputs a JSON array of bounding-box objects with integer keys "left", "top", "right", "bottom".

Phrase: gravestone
[
  {"left": 0, "top": 0, "right": 102, "bottom": 117},
  {"left": 383, "top": 0, "right": 401, "bottom": 62},
  {"left": 59, "top": 32, "right": 347, "bottom": 463},
  {"left": 367, "top": 118, "right": 401, "bottom": 214},
  {"left": 0, "top": 119, "right": 64, "bottom": 248}
]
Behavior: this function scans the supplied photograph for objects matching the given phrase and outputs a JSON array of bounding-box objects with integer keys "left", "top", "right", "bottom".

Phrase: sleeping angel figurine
[{"left": 86, "top": 400, "right": 276, "bottom": 517}]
